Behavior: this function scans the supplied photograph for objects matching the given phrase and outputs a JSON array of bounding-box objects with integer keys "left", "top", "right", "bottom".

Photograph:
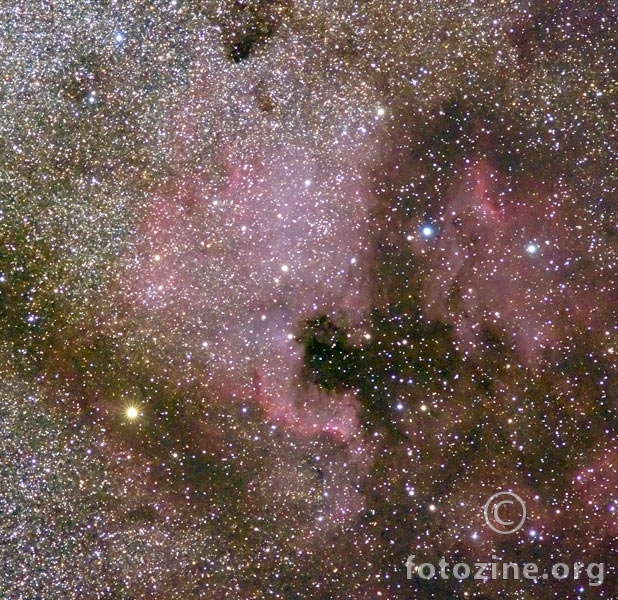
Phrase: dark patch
[
  {"left": 299, "top": 315, "right": 361, "bottom": 392},
  {"left": 60, "top": 52, "right": 105, "bottom": 104},
  {"left": 215, "top": 0, "right": 293, "bottom": 63}
]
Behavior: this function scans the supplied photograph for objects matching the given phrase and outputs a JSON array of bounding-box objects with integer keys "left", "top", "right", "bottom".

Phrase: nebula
[
  {"left": 1, "top": 0, "right": 616, "bottom": 598},
  {"left": 420, "top": 156, "right": 611, "bottom": 364},
  {"left": 117, "top": 53, "right": 380, "bottom": 440}
]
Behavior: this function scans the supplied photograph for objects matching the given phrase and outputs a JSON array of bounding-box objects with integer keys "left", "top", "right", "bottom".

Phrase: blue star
[{"left": 422, "top": 225, "right": 434, "bottom": 238}]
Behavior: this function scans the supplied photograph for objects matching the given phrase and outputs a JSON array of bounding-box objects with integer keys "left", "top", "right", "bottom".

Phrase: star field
[{"left": 0, "top": 0, "right": 616, "bottom": 598}]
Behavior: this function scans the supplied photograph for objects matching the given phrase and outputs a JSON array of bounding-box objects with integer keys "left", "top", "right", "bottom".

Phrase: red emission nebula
[{"left": 1, "top": 1, "right": 617, "bottom": 598}]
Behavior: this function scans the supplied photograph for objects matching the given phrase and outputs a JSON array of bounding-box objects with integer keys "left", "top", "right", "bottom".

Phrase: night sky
[{"left": 0, "top": 0, "right": 617, "bottom": 598}]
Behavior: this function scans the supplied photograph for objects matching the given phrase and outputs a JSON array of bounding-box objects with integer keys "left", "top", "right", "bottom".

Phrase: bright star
[{"left": 126, "top": 406, "right": 139, "bottom": 420}]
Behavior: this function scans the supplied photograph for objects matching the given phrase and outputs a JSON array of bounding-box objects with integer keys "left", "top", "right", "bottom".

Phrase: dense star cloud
[{"left": 0, "top": 0, "right": 616, "bottom": 598}]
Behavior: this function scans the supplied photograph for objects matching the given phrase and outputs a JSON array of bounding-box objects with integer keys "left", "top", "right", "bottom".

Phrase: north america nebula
[{"left": 0, "top": 0, "right": 617, "bottom": 598}]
